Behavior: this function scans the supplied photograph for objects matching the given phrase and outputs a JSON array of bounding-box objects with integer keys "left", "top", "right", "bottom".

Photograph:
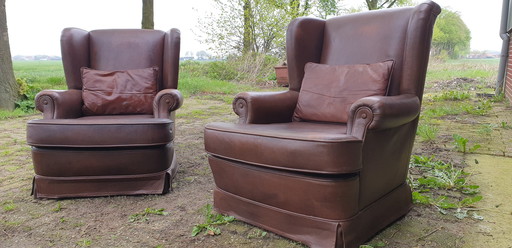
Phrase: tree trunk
[
  {"left": 242, "top": 0, "right": 253, "bottom": 54},
  {"left": 0, "top": 0, "right": 18, "bottom": 110},
  {"left": 141, "top": 0, "right": 154, "bottom": 29},
  {"left": 366, "top": 0, "right": 378, "bottom": 10}
]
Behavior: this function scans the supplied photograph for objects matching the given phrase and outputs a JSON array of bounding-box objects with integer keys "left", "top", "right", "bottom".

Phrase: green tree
[
  {"left": 365, "top": 0, "right": 411, "bottom": 10},
  {"left": 141, "top": 0, "right": 154, "bottom": 29},
  {"left": 200, "top": 0, "right": 295, "bottom": 57},
  {"left": 315, "top": 0, "right": 342, "bottom": 18},
  {"left": 431, "top": 9, "right": 471, "bottom": 59},
  {"left": 202, "top": 0, "right": 332, "bottom": 57},
  {"left": 0, "top": 0, "right": 18, "bottom": 110}
]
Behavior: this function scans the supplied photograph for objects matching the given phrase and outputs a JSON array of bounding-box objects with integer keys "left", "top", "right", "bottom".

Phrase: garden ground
[{"left": 1, "top": 60, "right": 511, "bottom": 247}]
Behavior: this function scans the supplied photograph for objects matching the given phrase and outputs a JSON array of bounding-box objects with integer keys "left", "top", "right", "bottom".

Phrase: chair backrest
[
  {"left": 286, "top": 1, "right": 440, "bottom": 100},
  {"left": 60, "top": 28, "right": 181, "bottom": 91}
]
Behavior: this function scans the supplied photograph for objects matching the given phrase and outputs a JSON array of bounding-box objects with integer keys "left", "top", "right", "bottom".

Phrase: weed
[
  {"left": 6, "top": 166, "right": 20, "bottom": 172},
  {"left": 421, "top": 104, "right": 463, "bottom": 119},
  {"left": 490, "top": 93, "right": 505, "bottom": 102},
  {"left": 500, "top": 121, "right": 511, "bottom": 129},
  {"left": 77, "top": 239, "right": 92, "bottom": 247},
  {"left": 452, "top": 134, "right": 481, "bottom": 153},
  {"left": 2, "top": 200, "right": 16, "bottom": 212},
  {"left": 477, "top": 124, "right": 494, "bottom": 134},
  {"left": 462, "top": 99, "right": 493, "bottom": 115},
  {"left": 433, "top": 90, "right": 470, "bottom": 101},
  {"left": 416, "top": 124, "right": 439, "bottom": 142},
  {"left": 191, "top": 204, "right": 235, "bottom": 236},
  {"left": 72, "top": 222, "right": 85, "bottom": 227},
  {"left": 409, "top": 155, "right": 483, "bottom": 219},
  {"left": 52, "top": 202, "right": 62, "bottom": 212},
  {"left": 129, "top": 208, "right": 169, "bottom": 223},
  {"left": 247, "top": 228, "right": 268, "bottom": 239}
]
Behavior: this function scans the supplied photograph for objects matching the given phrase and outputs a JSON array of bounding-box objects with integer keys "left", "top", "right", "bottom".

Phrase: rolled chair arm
[
  {"left": 233, "top": 90, "right": 299, "bottom": 124},
  {"left": 347, "top": 94, "right": 420, "bottom": 139},
  {"left": 153, "top": 89, "right": 183, "bottom": 119},
  {"left": 35, "top": 89, "right": 83, "bottom": 119}
]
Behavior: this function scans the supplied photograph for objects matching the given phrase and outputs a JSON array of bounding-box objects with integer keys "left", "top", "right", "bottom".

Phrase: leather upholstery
[
  {"left": 27, "top": 117, "right": 172, "bottom": 147},
  {"left": 205, "top": 2, "right": 440, "bottom": 247},
  {"left": 81, "top": 67, "right": 158, "bottom": 115},
  {"left": 27, "top": 28, "right": 183, "bottom": 199},
  {"left": 293, "top": 61, "right": 394, "bottom": 123}
]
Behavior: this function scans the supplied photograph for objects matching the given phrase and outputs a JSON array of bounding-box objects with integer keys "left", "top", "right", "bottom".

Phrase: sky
[{"left": 5, "top": 0, "right": 504, "bottom": 57}]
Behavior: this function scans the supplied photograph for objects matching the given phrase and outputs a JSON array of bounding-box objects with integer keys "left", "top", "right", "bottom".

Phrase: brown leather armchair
[
  {"left": 204, "top": 2, "right": 440, "bottom": 247},
  {"left": 26, "top": 28, "right": 183, "bottom": 199}
]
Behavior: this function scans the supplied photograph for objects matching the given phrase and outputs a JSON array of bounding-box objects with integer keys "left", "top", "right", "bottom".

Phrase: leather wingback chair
[
  {"left": 26, "top": 28, "right": 183, "bottom": 199},
  {"left": 204, "top": 2, "right": 440, "bottom": 247}
]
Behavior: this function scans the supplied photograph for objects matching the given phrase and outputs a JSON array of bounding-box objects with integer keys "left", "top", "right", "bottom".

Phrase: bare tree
[
  {"left": 0, "top": 0, "right": 18, "bottom": 110},
  {"left": 142, "top": 0, "right": 154, "bottom": 29}
]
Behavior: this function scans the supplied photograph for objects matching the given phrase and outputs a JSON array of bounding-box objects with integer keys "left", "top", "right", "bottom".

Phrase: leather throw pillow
[
  {"left": 293, "top": 60, "right": 394, "bottom": 123},
  {"left": 81, "top": 67, "right": 158, "bottom": 115}
]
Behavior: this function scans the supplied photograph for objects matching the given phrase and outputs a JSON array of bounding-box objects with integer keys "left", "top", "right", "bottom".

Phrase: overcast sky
[{"left": 5, "top": 0, "right": 504, "bottom": 57}]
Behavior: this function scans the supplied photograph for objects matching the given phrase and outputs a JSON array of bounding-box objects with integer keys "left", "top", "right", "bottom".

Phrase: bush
[
  {"left": 15, "top": 78, "right": 39, "bottom": 113},
  {"left": 180, "top": 53, "right": 281, "bottom": 85},
  {"left": 207, "top": 61, "right": 239, "bottom": 81}
]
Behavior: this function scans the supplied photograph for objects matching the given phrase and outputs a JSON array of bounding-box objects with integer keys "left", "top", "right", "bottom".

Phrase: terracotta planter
[{"left": 274, "top": 66, "right": 289, "bottom": 87}]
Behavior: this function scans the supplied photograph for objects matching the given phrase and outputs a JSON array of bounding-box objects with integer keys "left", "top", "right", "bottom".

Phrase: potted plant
[{"left": 274, "top": 61, "right": 288, "bottom": 87}]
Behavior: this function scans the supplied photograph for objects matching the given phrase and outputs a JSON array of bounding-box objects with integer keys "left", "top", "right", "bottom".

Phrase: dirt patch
[{"left": 1, "top": 94, "right": 511, "bottom": 247}]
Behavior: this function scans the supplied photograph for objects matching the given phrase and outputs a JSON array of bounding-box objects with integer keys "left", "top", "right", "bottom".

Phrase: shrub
[
  {"left": 204, "top": 53, "right": 280, "bottom": 84},
  {"left": 15, "top": 78, "right": 39, "bottom": 113}
]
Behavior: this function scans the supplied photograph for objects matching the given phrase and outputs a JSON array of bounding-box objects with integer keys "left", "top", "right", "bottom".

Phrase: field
[{"left": 1, "top": 59, "right": 511, "bottom": 247}]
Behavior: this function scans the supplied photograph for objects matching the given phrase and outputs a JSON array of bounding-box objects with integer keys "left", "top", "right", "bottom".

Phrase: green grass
[
  {"left": 416, "top": 123, "right": 439, "bottom": 142},
  {"left": 426, "top": 59, "right": 499, "bottom": 83},
  {"left": 13, "top": 61, "right": 66, "bottom": 90},
  {"left": 178, "top": 72, "right": 256, "bottom": 97},
  {"left": 12, "top": 60, "right": 260, "bottom": 99},
  {"left": 432, "top": 91, "right": 471, "bottom": 101},
  {"left": 0, "top": 108, "right": 31, "bottom": 119}
]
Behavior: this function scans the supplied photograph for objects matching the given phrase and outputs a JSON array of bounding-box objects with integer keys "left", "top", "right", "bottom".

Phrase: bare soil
[{"left": 1, "top": 90, "right": 511, "bottom": 247}]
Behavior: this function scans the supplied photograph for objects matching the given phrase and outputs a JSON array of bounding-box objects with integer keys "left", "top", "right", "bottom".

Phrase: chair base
[
  {"left": 213, "top": 182, "right": 412, "bottom": 248},
  {"left": 32, "top": 155, "right": 178, "bottom": 199}
]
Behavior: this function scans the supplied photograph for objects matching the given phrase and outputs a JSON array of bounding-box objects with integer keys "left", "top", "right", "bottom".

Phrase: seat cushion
[
  {"left": 81, "top": 67, "right": 158, "bottom": 115},
  {"left": 293, "top": 61, "right": 393, "bottom": 123},
  {"left": 27, "top": 115, "right": 172, "bottom": 147},
  {"left": 204, "top": 122, "right": 363, "bottom": 174}
]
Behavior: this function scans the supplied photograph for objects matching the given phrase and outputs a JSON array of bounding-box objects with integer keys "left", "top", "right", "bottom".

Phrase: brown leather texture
[
  {"left": 214, "top": 183, "right": 412, "bottom": 248},
  {"left": 32, "top": 144, "right": 173, "bottom": 177},
  {"left": 293, "top": 61, "right": 393, "bottom": 123},
  {"left": 27, "top": 116, "right": 172, "bottom": 147},
  {"left": 204, "top": 1, "right": 440, "bottom": 247},
  {"left": 28, "top": 28, "right": 183, "bottom": 199},
  {"left": 33, "top": 171, "right": 170, "bottom": 199},
  {"left": 81, "top": 67, "right": 158, "bottom": 115},
  {"left": 209, "top": 156, "right": 359, "bottom": 220},
  {"left": 205, "top": 121, "right": 362, "bottom": 174}
]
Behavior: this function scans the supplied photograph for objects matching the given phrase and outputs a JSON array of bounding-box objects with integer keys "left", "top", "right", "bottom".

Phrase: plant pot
[{"left": 274, "top": 66, "right": 289, "bottom": 87}]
